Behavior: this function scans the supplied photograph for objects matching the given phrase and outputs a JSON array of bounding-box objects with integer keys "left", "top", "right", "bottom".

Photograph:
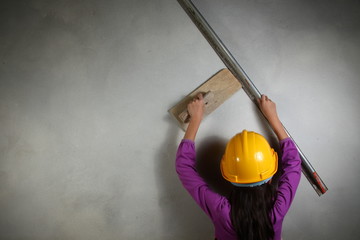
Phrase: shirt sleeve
[
  {"left": 273, "top": 138, "right": 302, "bottom": 219},
  {"left": 175, "top": 139, "right": 226, "bottom": 220}
]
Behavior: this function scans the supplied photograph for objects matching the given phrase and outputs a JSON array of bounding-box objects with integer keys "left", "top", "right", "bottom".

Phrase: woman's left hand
[
  {"left": 187, "top": 93, "right": 205, "bottom": 122},
  {"left": 184, "top": 93, "right": 205, "bottom": 141}
]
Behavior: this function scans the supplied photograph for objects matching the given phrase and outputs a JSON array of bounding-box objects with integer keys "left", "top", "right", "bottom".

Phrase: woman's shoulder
[
  {"left": 211, "top": 194, "right": 231, "bottom": 218},
  {"left": 211, "top": 196, "right": 237, "bottom": 239}
]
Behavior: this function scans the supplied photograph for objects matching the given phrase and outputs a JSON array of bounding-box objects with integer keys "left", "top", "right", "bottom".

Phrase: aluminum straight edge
[{"left": 177, "top": 0, "right": 328, "bottom": 196}]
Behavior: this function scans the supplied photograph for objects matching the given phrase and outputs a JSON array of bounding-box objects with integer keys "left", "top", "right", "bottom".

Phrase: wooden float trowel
[{"left": 168, "top": 68, "right": 242, "bottom": 131}]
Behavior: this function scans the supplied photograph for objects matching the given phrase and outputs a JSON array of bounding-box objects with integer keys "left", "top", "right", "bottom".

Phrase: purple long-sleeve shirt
[{"left": 176, "top": 137, "right": 301, "bottom": 240}]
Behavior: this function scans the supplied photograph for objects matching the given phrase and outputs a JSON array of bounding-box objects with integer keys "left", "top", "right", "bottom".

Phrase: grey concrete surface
[{"left": 1, "top": 0, "right": 359, "bottom": 239}]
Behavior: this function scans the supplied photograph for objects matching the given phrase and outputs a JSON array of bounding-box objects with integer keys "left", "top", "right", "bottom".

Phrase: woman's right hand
[
  {"left": 258, "top": 94, "right": 288, "bottom": 141},
  {"left": 257, "top": 94, "right": 279, "bottom": 122}
]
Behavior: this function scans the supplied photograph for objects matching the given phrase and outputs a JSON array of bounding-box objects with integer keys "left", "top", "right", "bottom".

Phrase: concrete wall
[{"left": 1, "top": 0, "right": 359, "bottom": 239}]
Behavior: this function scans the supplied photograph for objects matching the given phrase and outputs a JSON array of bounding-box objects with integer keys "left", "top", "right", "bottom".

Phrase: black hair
[{"left": 230, "top": 183, "right": 276, "bottom": 240}]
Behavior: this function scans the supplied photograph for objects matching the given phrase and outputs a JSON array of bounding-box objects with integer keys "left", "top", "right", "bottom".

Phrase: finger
[
  {"left": 192, "top": 95, "right": 199, "bottom": 101},
  {"left": 261, "top": 94, "right": 266, "bottom": 102}
]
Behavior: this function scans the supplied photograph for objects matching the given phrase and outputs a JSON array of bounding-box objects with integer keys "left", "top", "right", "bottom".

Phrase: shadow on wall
[{"left": 196, "top": 136, "right": 232, "bottom": 198}]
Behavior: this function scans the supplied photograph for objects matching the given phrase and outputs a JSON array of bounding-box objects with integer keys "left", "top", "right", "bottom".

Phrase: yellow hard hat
[{"left": 220, "top": 130, "right": 278, "bottom": 186}]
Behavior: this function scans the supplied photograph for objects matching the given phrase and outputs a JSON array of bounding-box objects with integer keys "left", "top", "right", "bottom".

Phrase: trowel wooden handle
[{"left": 178, "top": 92, "right": 214, "bottom": 123}]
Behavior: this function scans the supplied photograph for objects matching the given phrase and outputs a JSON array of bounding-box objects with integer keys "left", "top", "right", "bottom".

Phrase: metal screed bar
[{"left": 177, "top": 0, "right": 328, "bottom": 196}]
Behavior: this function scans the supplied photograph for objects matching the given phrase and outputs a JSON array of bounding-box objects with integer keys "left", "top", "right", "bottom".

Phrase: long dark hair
[{"left": 230, "top": 183, "right": 276, "bottom": 240}]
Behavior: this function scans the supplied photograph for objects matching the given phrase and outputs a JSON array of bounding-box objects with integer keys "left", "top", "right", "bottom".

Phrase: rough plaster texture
[{"left": 1, "top": 0, "right": 360, "bottom": 239}]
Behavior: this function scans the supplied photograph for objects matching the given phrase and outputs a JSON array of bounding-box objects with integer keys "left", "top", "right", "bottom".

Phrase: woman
[{"left": 176, "top": 94, "right": 301, "bottom": 240}]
